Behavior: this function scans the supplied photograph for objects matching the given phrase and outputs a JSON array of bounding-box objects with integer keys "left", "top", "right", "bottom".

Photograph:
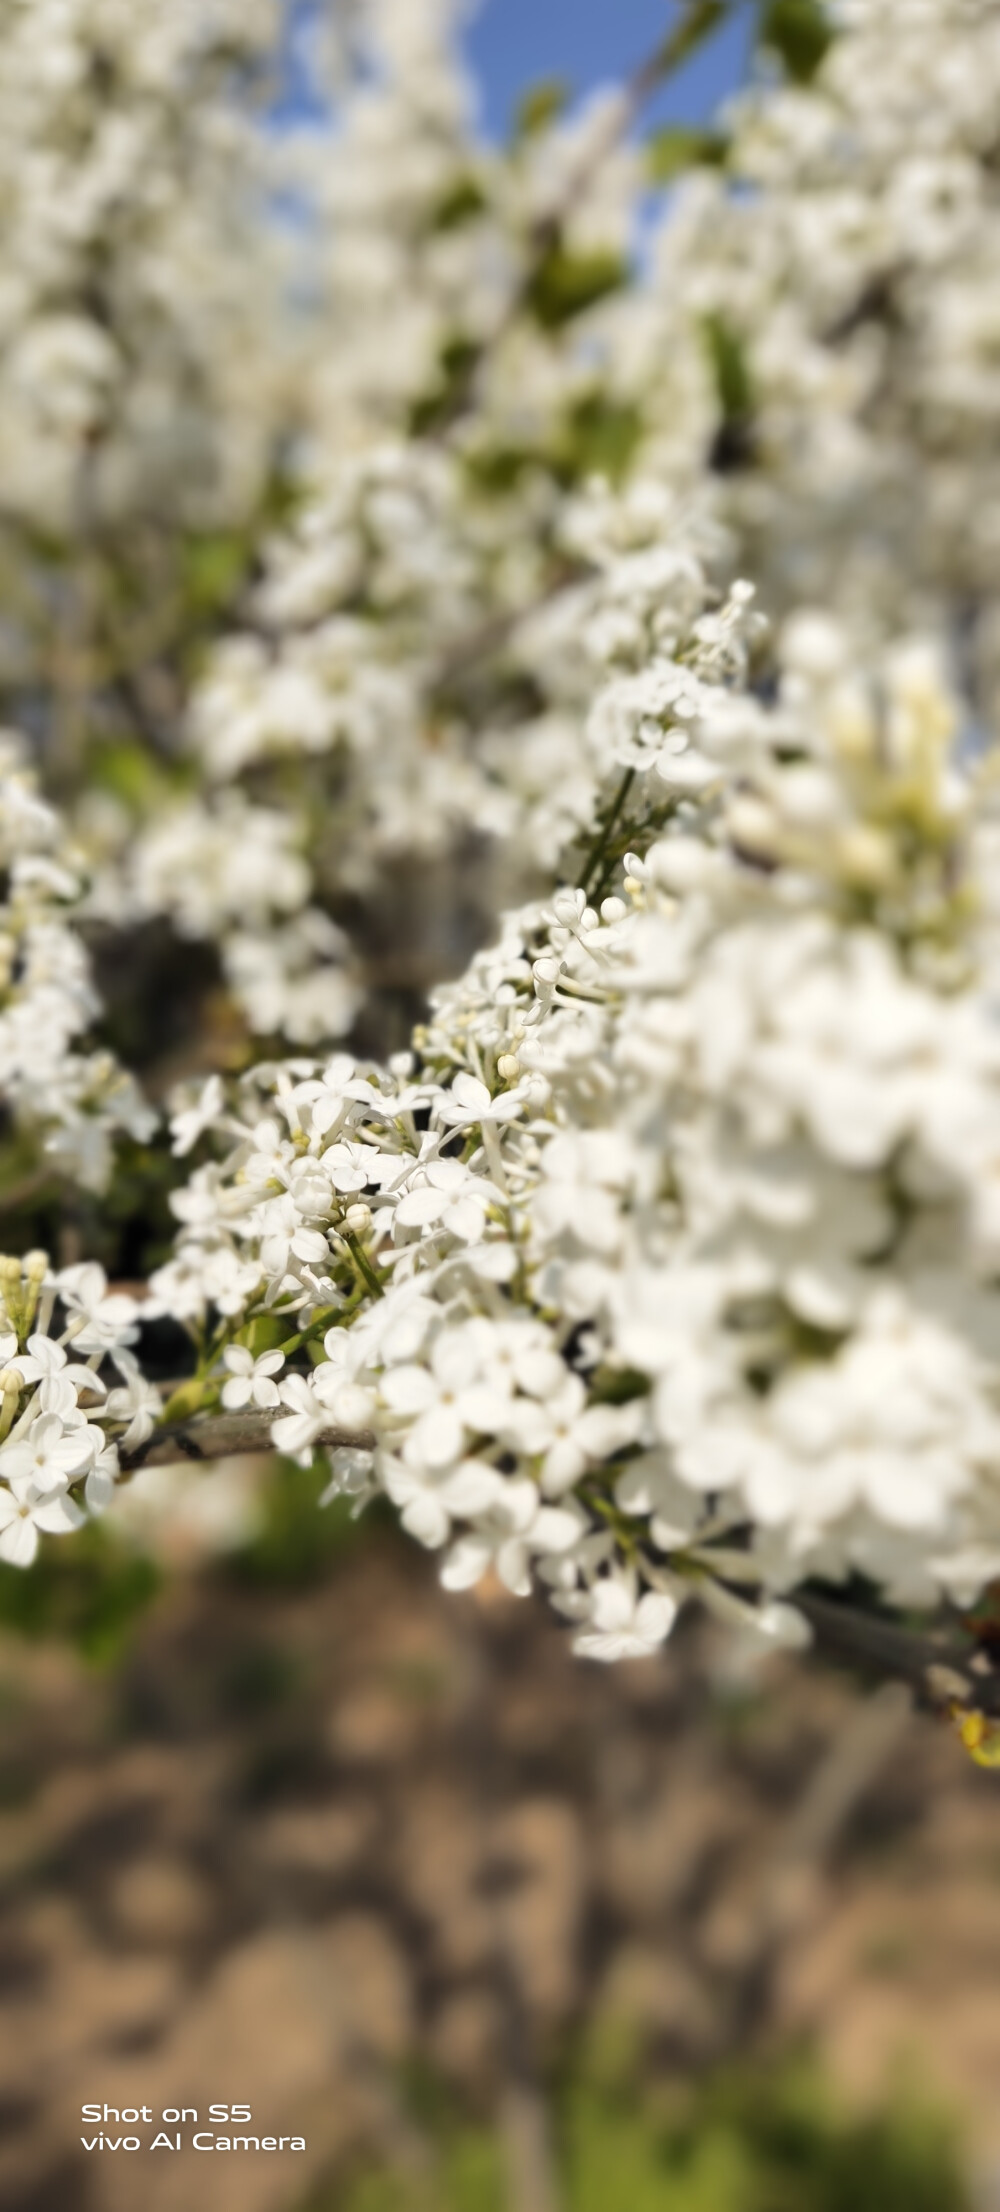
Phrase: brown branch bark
[
  {"left": 120, "top": 1411, "right": 375, "bottom": 1472},
  {"left": 797, "top": 1588, "right": 1000, "bottom": 1718}
]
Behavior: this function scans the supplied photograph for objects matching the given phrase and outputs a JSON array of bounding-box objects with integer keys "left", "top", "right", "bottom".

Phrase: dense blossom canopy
[{"left": 2, "top": 0, "right": 1000, "bottom": 1686}]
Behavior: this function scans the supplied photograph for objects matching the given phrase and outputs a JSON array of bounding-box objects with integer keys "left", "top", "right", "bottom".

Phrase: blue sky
[{"left": 465, "top": 0, "right": 755, "bottom": 137}]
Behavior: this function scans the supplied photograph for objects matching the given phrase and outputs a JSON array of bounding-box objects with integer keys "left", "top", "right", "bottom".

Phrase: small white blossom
[
  {"left": 572, "top": 1573, "right": 678, "bottom": 1663},
  {"left": 0, "top": 1413, "right": 93, "bottom": 1496},
  {"left": 220, "top": 1345, "right": 286, "bottom": 1411},
  {"left": 0, "top": 1483, "right": 85, "bottom": 1568}
]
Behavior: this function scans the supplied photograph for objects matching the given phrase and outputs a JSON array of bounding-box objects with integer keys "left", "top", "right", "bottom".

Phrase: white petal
[
  {"left": 541, "top": 1438, "right": 586, "bottom": 1497},
  {"left": 394, "top": 1188, "right": 447, "bottom": 1229},
  {"left": 495, "top": 1538, "right": 532, "bottom": 1597},
  {"left": 634, "top": 1592, "right": 677, "bottom": 1645},
  {"left": 411, "top": 1403, "right": 464, "bottom": 1469},
  {"left": 0, "top": 1515, "right": 37, "bottom": 1567},
  {"left": 34, "top": 1493, "right": 87, "bottom": 1536},
  {"left": 531, "top": 1506, "right": 584, "bottom": 1554},
  {"left": 379, "top": 1365, "right": 436, "bottom": 1415},
  {"left": 451, "top": 1074, "right": 491, "bottom": 1115},
  {"left": 400, "top": 1493, "right": 450, "bottom": 1549},
  {"left": 590, "top": 1576, "right": 636, "bottom": 1632},
  {"left": 440, "top": 1534, "right": 493, "bottom": 1590},
  {"left": 440, "top": 1461, "right": 505, "bottom": 1516}
]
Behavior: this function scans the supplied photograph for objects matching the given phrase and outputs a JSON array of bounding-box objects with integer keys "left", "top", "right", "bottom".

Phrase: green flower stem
[
  {"left": 276, "top": 1299, "right": 360, "bottom": 1361},
  {"left": 577, "top": 767, "right": 636, "bottom": 898},
  {"left": 344, "top": 1234, "right": 386, "bottom": 1301}
]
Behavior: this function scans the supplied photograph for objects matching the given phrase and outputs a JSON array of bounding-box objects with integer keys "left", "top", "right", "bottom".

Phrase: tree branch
[
  {"left": 120, "top": 1410, "right": 374, "bottom": 1473},
  {"left": 798, "top": 1588, "right": 1000, "bottom": 1718}
]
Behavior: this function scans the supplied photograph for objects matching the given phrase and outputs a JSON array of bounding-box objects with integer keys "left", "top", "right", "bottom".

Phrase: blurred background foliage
[{"left": 320, "top": 2051, "right": 968, "bottom": 2212}]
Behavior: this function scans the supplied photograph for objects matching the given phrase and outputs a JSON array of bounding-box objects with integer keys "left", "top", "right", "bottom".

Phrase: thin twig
[{"left": 577, "top": 766, "right": 636, "bottom": 896}]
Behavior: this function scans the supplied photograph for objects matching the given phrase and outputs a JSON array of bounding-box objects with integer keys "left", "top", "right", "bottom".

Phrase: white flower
[
  {"left": 271, "top": 1365, "right": 374, "bottom": 1461},
  {"left": 392, "top": 1158, "right": 499, "bottom": 1245},
  {"left": 0, "top": 1412, "right": 92, "bottom": 1496},
  {"left": 572, "top": 1572, "right": 678, "bottom": 1663},
  {"left": 57, "top": 1263, "right": 140, "bottom": 1352},
  {"left": 0, "top": 1482, "right": 85, "bottom": 1568},
  {"left": 440, "top": 1483, "right": 585, "bottom": 1597},
  {"left": 37, "top": 1366, "right": 106, "bottom": 1417},
  {"left": 379, "top": 1326, "right": 517, "bottom": 1470},
  {"left": 84, "top": 1443, "right": 120, "bottom": 1517},
  {"left": 502, "top": 1372, "right": 637, "bottom": 1498},
  {"left": 102, "top": 1351, "right": 162, "bottom": 1450},
  {"left": 434, "top": 1072, "right": 528, "bottom": 1131},
  {"left": 10, "top": 1334, "right": 67, "bottom": 1382},
  {"left": 319, "top": 1445, "right": 374, "bottom": 1504},
  {"left": 170, "top": 1074, "right": 226, "bottom": 1156},
  {"left": 270, "top": 1375, "right": 332, "bottom": 1462},
  {"left": 380, "top": 1453, "right": 507, "bottom": 1552},
  {"left": 256, "top": 1194, "right": 331, "bottom": 1277},
  {"left": 220, "top": 1345, "right": 285, "bottom": 1411},
  {"left": 531, "top": 1131, "right": 633, "bottom": 1255},
  {"left": 310, "top": 1361, "right": 375, "bottom": 1433}
]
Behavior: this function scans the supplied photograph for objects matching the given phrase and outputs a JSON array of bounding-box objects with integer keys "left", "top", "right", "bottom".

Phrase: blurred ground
[{"left": 1, "top": 1493, "right": 999, "bottom": 2212}]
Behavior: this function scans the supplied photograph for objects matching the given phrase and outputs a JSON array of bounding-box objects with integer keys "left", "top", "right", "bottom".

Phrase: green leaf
[
  {"left": 555, "top": 395, "right": 645, "bottom": 487},
  {"left": 759, "top": 0, "right": 834, "bottom": 83},
  {"left": 652, "top": 0, "right": 729, "bottom": 80},
  {"left": 526, "top": 248, "right": 629, "bottom": 331},
  {"left": 408, "top": 335, "right": 481, "bottom": 435},
  {"left": 703, "top": 312, "right": 754, "bottom": 424},
  {"left": 589, "top": 1365, "right": 651, "bottom": 1406},
  {"left": 161, "top": 1376, "right": 215, "bottom": 1426},
  {"left": 647, "top": 125, "right": 728, "bottom": 184},
  {"left": 463, "top": 442, "right": 541, "bottom": 496},
  {"left": 240, "top": 1312, "right": 297, "bottom": 1357},
  {"left": 514, "top": 78, "right": 570, "bottom": 142},
  {"left": 431, "top": 175, "right": 488, "bottom": 231},
  {"left": 181, "top": 530, "right": 249, "bottom": 614},
  {"left": 92, "top": 738, "right": 190, "bottom": 810}
]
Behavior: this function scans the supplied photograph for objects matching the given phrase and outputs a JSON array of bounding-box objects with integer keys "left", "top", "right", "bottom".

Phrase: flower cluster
[
  {"left": 0, "top": 0, "right": 282, "bottom": 551},
  {"left": 641, "top": 0, "right": 1000, "bottom": 711},
  {"left": 0, "top": 1251, "right": 156, "bottom": 1565},
  {"left": 153, "top": 585, "right": 1000, "bottom": 1653},
  {"left": 4, "top": 0, "right": 1000, "bottom": 1699},
  {"left": 5, "top": 0, "right": 1000, "bottom": 1076},
  {"left": 6, "top": 0, "right": 655, "bottom": 1051},
  {"left": 0, "top": 736, "right": 153, "bottom": 1190}
]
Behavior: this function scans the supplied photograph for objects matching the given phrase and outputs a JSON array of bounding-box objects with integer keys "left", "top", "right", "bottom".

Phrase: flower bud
[{"left": 835, "top": 824, "right": 894, "bottom": 888}]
